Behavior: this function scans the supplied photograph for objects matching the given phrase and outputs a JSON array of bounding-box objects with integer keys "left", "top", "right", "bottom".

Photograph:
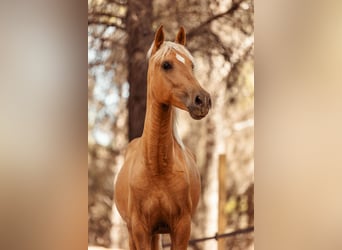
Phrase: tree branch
[
  {"left": 88, "top": 17, "right": 125, "bottom": 30},
  {"left": 88, "top": 10, "right": 125, "bottom": 20},
  {"left": 108, "top": 0, "right": 127, "bottom": 6},
  {"left": 187, "top": 0, "right": 244, "bottom": 40}
]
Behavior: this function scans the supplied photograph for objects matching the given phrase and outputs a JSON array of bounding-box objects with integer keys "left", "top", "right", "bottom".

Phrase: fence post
[{"left": 218, "top": 154, "right": 227, "bottom": 250}]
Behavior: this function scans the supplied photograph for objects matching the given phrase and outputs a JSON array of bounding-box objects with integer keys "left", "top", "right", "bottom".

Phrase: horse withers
[{"left": 114, "top": 25, "right": 211, "bottom": 250}]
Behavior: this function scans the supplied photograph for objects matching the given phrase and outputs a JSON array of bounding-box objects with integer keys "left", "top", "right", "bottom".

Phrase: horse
[{"left": 114, "top": 25, "right": 211, "bottom": 250}]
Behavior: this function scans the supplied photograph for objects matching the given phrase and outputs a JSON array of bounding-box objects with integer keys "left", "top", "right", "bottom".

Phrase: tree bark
[{"left": 126, "top": 0, "right": 153, "bottom": 141}]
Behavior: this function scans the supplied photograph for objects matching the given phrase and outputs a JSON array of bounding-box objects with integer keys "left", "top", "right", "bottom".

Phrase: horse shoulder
[{"left": 114, "top": 137, "right": 143, "bottom": 221}]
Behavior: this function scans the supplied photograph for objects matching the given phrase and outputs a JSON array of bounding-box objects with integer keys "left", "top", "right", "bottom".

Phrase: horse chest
[{"left": 131, "top": 173, "right": 191, "bottom": 216}]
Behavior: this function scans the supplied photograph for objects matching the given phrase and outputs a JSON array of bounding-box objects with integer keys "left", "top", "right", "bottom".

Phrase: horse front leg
[
  {"left": 170, "top": 215, "right": 191, "bottom": 250},
  {"left": 127, "top": 224, "right": 137, "bottom": 250},
  {"left": 151, "top": 234, "right": 161, "bottom": 250},
  {"left": 130, "top": 213, "right": 152, "bottom": 250}
]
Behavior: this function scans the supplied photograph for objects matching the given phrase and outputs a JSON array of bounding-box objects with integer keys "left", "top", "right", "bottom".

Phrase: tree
[{"left": 125, "top": 0, "right": 153, "bottom": 140}]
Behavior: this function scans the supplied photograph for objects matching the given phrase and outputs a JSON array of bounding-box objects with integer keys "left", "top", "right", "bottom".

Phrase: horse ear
[
  {"left": 175, "top": 27, "right": 186, "bottom": 46},
  {"left": 153, "top": 25, "right": 164, "bottom": 52}
]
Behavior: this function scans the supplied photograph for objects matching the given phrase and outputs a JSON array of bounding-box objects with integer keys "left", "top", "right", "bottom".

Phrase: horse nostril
[
  {"left": 208, "top": 97, "right": 212, "bottom": 108},
  {"left": 195, "top": 95, "right": 203, "bottom": 106}
]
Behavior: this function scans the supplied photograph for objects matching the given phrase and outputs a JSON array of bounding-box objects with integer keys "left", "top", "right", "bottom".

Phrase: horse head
[{"left": 147, "top": 25, "right": 211, "bottom": 120}]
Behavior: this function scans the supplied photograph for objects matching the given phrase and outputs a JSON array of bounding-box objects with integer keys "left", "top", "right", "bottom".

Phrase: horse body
[{"left": 114, "top": 25, "right": 211, "bottom": 250}]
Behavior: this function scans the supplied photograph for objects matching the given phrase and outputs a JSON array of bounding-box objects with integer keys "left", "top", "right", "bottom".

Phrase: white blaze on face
[{"left": 175, "top": 53, "right": 185, "bottom": 64}]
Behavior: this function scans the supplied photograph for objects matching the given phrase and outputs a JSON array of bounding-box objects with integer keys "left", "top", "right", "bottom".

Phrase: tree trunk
[{"left": 126, "top": 0, "right": 154, "bottom": 141}]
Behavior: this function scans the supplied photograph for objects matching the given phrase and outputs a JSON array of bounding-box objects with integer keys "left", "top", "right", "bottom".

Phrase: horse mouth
[
  {"left": 188, "top": 106, "right": 209, "bottom": 120},
  {"left": 190, "top": 112, "right": 206, "bottom": 120}
]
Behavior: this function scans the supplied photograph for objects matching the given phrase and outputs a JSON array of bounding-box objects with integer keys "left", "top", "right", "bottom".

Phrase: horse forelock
[{"left": 147, "top": 41, "right": 194, "bottom": 65}]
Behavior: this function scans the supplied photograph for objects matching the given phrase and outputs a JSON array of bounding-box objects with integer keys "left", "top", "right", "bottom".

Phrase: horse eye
[{"left": 162, "top": 61, "right": 172, "bottom": 70}]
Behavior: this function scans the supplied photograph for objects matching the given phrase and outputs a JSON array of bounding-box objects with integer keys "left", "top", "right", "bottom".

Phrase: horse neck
[{"left": 141, "top": 92, "right": 176, "bottom": 173}]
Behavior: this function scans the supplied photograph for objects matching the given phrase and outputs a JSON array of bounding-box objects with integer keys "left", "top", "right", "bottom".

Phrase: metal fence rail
[{"left": 162, "top": 226, "right": 254, "bottom": 248}]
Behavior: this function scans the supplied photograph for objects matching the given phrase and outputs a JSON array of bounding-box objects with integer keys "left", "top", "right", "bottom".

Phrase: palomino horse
[{"left": 114, "top": 25, "right": 211, "bottom": 250}]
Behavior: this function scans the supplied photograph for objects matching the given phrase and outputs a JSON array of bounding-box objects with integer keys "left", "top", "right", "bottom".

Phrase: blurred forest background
[{"left": 88, "top": 0, "right": 254, "bottom": 249}]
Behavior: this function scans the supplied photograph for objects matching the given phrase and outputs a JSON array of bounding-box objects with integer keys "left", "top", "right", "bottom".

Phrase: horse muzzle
[{"left": 188, "top": 91, "right": 211, "bottom": 120}]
